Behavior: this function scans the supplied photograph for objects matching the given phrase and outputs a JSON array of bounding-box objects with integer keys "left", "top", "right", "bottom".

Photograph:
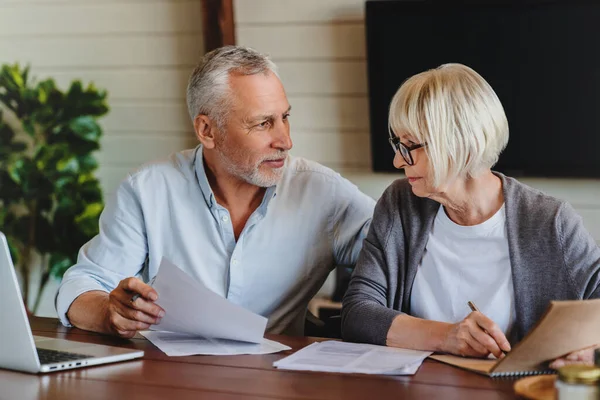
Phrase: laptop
[{"left": 0, "top": 232, "right": 144, "bottom": 374}]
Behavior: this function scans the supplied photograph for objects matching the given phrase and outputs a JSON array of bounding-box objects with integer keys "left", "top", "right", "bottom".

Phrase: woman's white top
[{"left": 410, "top": 204, "right": 516, "bottom": 334}]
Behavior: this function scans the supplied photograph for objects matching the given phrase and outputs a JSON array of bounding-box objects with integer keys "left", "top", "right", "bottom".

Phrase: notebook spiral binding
[{"left": 491, "top": 369, "right": 555, "bottom": 378}]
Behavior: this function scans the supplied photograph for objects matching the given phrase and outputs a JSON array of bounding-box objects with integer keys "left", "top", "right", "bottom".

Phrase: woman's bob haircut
[{"left": 389, "top": 63, "right": 509, "bottom": 187}]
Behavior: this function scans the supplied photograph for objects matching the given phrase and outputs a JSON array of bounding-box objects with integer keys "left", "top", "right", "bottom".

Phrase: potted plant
[{"left": 0, "top": 64, "right": 108, "bottom": 314}]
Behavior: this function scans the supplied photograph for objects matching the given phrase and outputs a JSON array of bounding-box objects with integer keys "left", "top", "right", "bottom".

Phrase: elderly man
[{"left": 56, "top": 46, "right": 375, "bottom": 338}]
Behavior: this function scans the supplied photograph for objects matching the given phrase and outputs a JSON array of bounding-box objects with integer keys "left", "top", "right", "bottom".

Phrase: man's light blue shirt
[{"left": 56, "top": 146, "right": 375, "bottom": 335}]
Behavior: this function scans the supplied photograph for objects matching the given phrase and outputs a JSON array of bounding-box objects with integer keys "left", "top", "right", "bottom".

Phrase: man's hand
[
  {"left": 104, "top": 277, "right": 165, "bottom": 338},
  {"left": 549, "top": 345, "right": 600, "bottom": 369},
  {"left": 441, "top": 311, "right": 511, "bottom": 358}
]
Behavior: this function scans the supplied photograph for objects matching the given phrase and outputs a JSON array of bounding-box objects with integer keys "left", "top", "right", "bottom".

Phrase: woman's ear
[{"left": 194, "top": 114, "right": 217, "bottom": 149}]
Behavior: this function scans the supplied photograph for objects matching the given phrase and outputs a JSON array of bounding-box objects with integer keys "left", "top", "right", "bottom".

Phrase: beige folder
[{"left": 429, "top": 299, "right": 600, "bottom": 377}]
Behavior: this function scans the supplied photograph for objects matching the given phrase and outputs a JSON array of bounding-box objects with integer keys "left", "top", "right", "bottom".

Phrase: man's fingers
[
  {"left": 108, "top": 310, "right": 151, "bottom": 334},
  {"left": 120, "top": 277, "right": 158, "bottom": 301},
  {"left": 115, "top": 289, "right": 164, "bottom": 319},
  {"left": 116, "top": 329, "right": 137, "bottom": 339},
  {"left": 111, "top": 291, "right": 164, "bottom": 322},
  {"left": 113, "top": 279, "right": 164, "bottom": 318},
  {"left": 105, "top": 279, "right": 162, "bottom": 338},
  {"left": 473, "top": 313, "right": 511, "bottom": 352},
  {"left": 123, "top": 305, "right": 161, "bottom": 325},
  {"left": 130, "top": 296, "right": 165, "bottom": 319}
]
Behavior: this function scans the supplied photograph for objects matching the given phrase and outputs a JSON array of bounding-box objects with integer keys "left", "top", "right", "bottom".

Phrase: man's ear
[{"left": 194, "top": 114, "right": 217, "bottom": 149}]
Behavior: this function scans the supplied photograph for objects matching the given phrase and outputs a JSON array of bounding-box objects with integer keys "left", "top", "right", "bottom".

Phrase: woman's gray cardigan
[{"left": 341, "top": 172, "right": 600, "bottom": 345}]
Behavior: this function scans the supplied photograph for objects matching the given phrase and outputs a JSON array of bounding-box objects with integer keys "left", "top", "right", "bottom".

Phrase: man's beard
[{"left": 215, "top": 146, "right": 287, "bottom": 188}]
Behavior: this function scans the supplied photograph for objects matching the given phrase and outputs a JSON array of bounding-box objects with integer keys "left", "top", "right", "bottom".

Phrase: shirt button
[
  {"left": 221, "top": 215, "right": 229, "bottom": 222},
  {"left": 232, "top": 259, "right": 239, "bottom": 266}
]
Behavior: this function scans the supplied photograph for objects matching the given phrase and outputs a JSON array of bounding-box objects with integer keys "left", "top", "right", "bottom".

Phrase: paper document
[
  {"left": 430, "top": 299, "right": 600, "bottom": 377},
  {"left": 149, "top": 258, "right": 267, "bottom": 344},
  {"left": 273, "top": 341, "right": 431, "bottom": 375},
  {"left": 140, "top": 331, "right": 290, "bottom": 356}
]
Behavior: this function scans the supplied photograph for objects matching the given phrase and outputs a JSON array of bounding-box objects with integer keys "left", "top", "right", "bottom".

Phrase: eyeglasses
[{"left": 388, "top": 136, "right": 427, "bottom": 166}]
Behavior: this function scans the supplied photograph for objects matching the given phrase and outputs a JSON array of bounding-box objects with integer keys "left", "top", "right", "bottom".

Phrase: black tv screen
[{"left": 366, "top": 0, "right": 600, "bottom": 177}]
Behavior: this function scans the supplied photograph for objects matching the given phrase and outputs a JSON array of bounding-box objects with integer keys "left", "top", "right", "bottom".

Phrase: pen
[
  {"left": 130, "top": 276, "right": 157, "bottom": 303},
  {"left": 130, "top": 293, "right": 141, "bottom": 303},
  {"left": 467, "top": 301, "right": 508, "bottom": 355},
  {"left": 467, "top": 301, "right": 480, "bottom": 314}
]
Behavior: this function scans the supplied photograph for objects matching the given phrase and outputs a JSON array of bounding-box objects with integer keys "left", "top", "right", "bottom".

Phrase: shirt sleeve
[
  {"left": 556, "top": 202, "right": 600, "bottom": 298},
  {"left": 331, "top": 176, "right": 376, "bottom": 266},
  {"left": 55, "top": 174, "right": 149, "bottom": 326},
  {"left": 341, "top": 186, "right": 404, "bottom": 345}
]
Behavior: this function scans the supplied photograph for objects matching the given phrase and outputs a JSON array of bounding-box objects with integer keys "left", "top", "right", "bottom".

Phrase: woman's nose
[{"left": 393, "top": 151, "right": 407, "bottom": 169}]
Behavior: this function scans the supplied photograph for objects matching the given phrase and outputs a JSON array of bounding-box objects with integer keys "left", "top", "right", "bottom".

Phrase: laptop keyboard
[{"left": 37, "top": 348, "right": 90, "bottom": 364}]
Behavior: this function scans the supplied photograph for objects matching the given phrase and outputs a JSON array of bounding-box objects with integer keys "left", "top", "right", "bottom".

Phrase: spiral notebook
[{"left": 429, "top": 299, "right": 600, "bottom": 377}]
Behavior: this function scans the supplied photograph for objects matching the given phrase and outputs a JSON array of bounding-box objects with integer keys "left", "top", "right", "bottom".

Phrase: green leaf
[
  {"left": 68, "top": 116, "right": 101, "bottom": 142},
  {"left": 57, "top": 193, "right": 76, "bottom": 208},
  {"left": 36, "top": 80, "right": 54, "bottom": 105},
  {"left": 8, "top": 158, "right": 34, "bottom": 184},
  {"left": 64, "top": 80, "right": 109, "bottom": 118},
  {"left": 78, "top": 177, "right": 103, "bottom": 203},
  {"left": 54, "top": 176, "right": 75, "bottom": 192},
  {"left": 49, "top": 253, "right": 73, "bottom": 279},
  {"left": 77, "top": 154, "right": 98, "bottom": 172},
  {"left": 67, "top": 136, "right": 100, "bottom": 155},
  {"left": 67, "top": 80, "right": 83, "bottom": 98},
  {"left": 56, "top": 156, "right": 79, "bottom": 174},
  {"left": 75, "top": 202, "right": 103, "bottom": 224},
  {"left": 21, "top": 66, "right": 30, "bottom": 88},
  {"left": 75, "top": 202, "right": 103, "bottom": 237},
  {"left": 8, "top": 65, "right": 25, "bottom": 88}
]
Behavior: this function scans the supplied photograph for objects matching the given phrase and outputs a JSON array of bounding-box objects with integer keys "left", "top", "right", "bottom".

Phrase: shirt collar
[
  {"left": 194, "top": 145, "right": 216, "bottom": 208},
  {"left": 193, "top": 145, "right": 278, "bottom": 211}
]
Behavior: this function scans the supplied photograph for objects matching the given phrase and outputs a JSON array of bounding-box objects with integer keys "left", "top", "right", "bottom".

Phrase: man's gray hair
[{"left": 186, "top": 45, "right": 278, "bottom": 130}]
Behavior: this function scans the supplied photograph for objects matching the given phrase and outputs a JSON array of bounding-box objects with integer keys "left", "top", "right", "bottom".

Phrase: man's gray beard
[
  {"left": 243, "top": 165, "right": 285, "bottom": 187},
  {"left": 216, "top": 150, "right": 287, "bottom": 188}
]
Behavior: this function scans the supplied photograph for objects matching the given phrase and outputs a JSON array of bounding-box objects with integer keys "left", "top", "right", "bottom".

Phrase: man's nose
[{"left": 272, "top": 122, "right": 292, "bottom": 151}]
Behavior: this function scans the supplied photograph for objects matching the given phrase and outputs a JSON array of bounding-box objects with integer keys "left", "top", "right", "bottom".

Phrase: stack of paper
[
  {"left": 273, "top": 341, "right": 431, "bottom": 375},
  {"left": 140, "top": 258, "right": 290, "bottom": 356}
]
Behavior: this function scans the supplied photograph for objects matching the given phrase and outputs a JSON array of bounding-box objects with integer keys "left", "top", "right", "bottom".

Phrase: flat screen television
[{"left": 366, "top": 0, "right": 600, "bottom": 177}]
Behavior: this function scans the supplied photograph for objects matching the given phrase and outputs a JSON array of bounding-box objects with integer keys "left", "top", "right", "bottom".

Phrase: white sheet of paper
[
  {"left": 273, "top": 341, "right": 432, "bottom": 375},
  {"left": 149, "top": 258, "right": 268, "bottom": 344},
  {"left": 140, "top": 331, "right": 291, "bottom": 356}
]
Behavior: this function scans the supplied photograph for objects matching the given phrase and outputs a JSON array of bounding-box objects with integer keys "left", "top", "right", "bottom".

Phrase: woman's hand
[
  {"left": 549, "top": 345, "right": 600, "bottom": 369},
  {"left": 441, "top": 311, "right": 511, "bottom": 358}
]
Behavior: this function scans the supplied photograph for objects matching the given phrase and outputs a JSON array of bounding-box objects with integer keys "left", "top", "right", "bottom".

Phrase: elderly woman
[{"left": 341, "top": 64, "right": 600, "bottom": 365}]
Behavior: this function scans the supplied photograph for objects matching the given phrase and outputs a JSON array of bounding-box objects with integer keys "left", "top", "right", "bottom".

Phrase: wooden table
[{"left": 0, "top": 317, "right": 522, "bottom": 399}]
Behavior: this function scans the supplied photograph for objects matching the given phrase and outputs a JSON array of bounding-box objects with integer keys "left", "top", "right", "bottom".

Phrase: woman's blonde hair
[{"left": 388, "top": 63, "right": 509, "bottom": 187}]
